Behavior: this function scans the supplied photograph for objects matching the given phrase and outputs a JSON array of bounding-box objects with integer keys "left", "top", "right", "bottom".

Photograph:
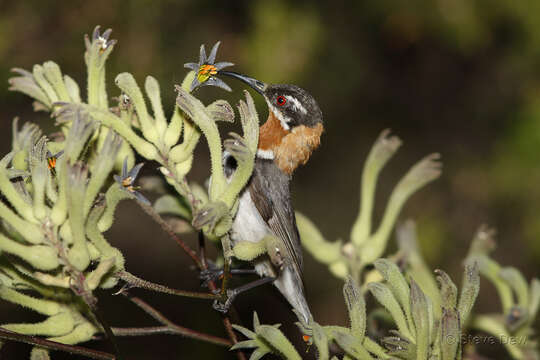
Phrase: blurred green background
[{"left": 0, "top": 0, "right": 539, "bottom": 358}]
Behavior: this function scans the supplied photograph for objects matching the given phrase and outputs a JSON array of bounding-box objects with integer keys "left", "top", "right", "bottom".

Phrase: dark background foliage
[{"left": 0, "top": 1, "right": 538, "bottom": 358}]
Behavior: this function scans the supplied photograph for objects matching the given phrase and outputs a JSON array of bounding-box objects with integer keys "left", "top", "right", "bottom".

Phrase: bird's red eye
[{"left": 276, "top": 95, "right": 287, "bottom": 106}]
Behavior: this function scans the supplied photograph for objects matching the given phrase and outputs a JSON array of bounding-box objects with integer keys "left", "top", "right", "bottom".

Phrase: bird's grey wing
[{"left": 248, "top": 159, "right": 303, "bottom": 277}]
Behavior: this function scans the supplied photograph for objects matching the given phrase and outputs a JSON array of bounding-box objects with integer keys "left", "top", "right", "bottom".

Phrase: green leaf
[
  {"left": 465, "top": 226, "right": 513, "bottom": 315},
  {"left": 257, "top": 325, "right": 301, "bottom": 360},
  {"left": 363, "top": 337, "right": 391, "bottom": 359},
  {"left": 397, "top": 221, "right": 442, "bottom": 319},
  {"left": 368, "top": 282, "right": 413, "bottom": 341},
  {"left": 435, "top": 269, "right": 458, "bottom": 310},
  {"left": 382, "top": 335, "right": 416, "bottom": 360},
  {"left": 457, "top": 262, "right": 480, "bottom": 325},
  {"left": 410, "top": 279, "right": 430, "bottom": 359},
  {"left": 312, "top": 322, "right": 329, "bottom": 360},
  {"left": 440, "top": 308, "right": 460, "bottom": 360},
  {"left": 374, "top": 259, "right": 414, "bottom": 333},
  {"left": 249, "top": 348, "right": 271, "bottom": 360},
  {"left": 333, "top": 329, "right": 374, "bottom": 360},
  {"left": 230, "top": 339, "right": 259, "bottom": 350},
  {"left": 232, "top": 324, "right": 257, "bottom": 340},
  {"left": 343, "top": 276, "right": 366, "bottom": 341}
]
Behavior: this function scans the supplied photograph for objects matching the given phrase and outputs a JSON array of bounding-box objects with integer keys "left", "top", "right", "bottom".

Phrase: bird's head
[
  {"left": 220, "top": 71, "right": 324, "bottom": 174},
  {"left": 221, "top": 72, "right": 323, "bottom": 130}
]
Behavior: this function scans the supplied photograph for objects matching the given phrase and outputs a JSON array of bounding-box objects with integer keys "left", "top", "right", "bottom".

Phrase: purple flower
[
  {"left": 184, "top": 42, "right": 234, "bottom": 92},
  {"left": 114, "top": 158, "right": 150, "bottom": 205}
]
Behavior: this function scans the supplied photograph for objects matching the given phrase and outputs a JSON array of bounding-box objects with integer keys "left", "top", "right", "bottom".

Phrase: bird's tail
[{"left": 273, "top": 266, "right": 312, "bottom": 324}]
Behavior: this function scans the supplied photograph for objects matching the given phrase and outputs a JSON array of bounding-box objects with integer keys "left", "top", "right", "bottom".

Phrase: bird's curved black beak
[{"left": 218, "top": 71, "right": 267, "bottom": 95}]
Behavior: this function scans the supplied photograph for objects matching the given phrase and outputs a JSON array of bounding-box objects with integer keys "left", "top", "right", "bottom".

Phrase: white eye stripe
[
  {"left": 272, "top": 107, "right": 291, "bottom": 130},
  {"left": 285, "top": 95, "right": 307, "bottom": 114},
  {"left": 266, "top": 100, "right": 291, "bottom": 130}
]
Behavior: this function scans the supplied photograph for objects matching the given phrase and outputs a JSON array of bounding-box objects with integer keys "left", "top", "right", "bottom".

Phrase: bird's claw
[
  {"left": 199, "top": 268, "right": 224, "bottom": 288},
  {"left": 212, "top": 289, "right": 236, "bottom": 314}
]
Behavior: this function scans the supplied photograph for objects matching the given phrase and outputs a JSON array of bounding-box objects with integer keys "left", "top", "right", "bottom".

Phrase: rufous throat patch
[
  {"left": 258, "top": 111, "right": 289, "bottom": 151},
  {"left": 275, "top": 123, "right": 323, "bottom": 174}
]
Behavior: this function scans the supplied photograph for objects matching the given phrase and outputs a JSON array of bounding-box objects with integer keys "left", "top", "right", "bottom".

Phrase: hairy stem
[
  {"left": 125, "top": 296, "right": 232, "bottom": 347},
  {"left": 198, "top": 232, "right": 246, "bottom": 360},
  {"left": 0, "top": 327, "right": 115, "bottom": 360},
  {"left": 111, "top": 326, "right": 230, "bottom": 347},
  {"left": 116, "top": 271, "right": 217, "bottom": 300}
]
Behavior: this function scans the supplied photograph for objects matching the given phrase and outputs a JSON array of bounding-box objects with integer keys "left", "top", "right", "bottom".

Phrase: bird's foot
[
  {"left": 211, "top": 277, "right": 276, "bottom": 314},
  {"left": 212, "top": 289, "right": 236, "bottom": 314},
  {"left": 199, "top": 267, "right": 224, "bottom": 288},
  {"left": 200, "top": 266, "right": 258, "bottom": 288}
]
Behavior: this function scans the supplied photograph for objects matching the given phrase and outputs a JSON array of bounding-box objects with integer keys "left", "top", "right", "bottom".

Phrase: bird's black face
[
  {"left": 219, "top": 71, "right": 323, "bottom": 131},
  {"left": 263, "top": 84, "right": 323, "bottom": 130}
]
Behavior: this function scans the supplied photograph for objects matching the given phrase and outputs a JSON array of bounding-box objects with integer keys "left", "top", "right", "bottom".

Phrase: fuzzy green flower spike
[
  {"left": 465, "top": 226, "right": 540, "bottom": 360},
  {"left": 297, "top": 130, "right": 441, "bottom": 281}
]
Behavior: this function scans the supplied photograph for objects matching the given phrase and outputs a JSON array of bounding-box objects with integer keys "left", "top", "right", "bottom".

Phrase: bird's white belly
[{"left": 231, "top": 190, "right": 269, "bottom": 245}]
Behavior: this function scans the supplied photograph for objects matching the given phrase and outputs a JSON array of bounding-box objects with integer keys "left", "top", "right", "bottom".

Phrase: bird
[{"left": 219, "top": 71, "right": 323, "bottom": 324}]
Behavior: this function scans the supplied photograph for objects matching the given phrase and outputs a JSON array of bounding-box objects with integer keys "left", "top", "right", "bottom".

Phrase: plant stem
[
  {"left": 116, "top": 270, "right": 217, "bottom": 300},
  {"left": 0, "top": 327, "right": 115, "bottom": 360},
  {"left": 198, "top": 232, "right": 246, "bottom": 360},
  {"left": 111, "top": 326, "right": 230, "bottom": 346},
  {"left": 125, "top": 296, "right": 232, "bottom": 347},
  {"left": 138, "top": 201, "right": 244, "bottom": 358},
  {"left": 220, "top": 235, "right": 232, "bottom": 297}
]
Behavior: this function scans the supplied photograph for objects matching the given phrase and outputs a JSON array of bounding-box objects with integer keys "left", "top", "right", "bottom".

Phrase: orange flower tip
[{"left": 47, "top": 158, "right": 56, "bottom": 169}]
